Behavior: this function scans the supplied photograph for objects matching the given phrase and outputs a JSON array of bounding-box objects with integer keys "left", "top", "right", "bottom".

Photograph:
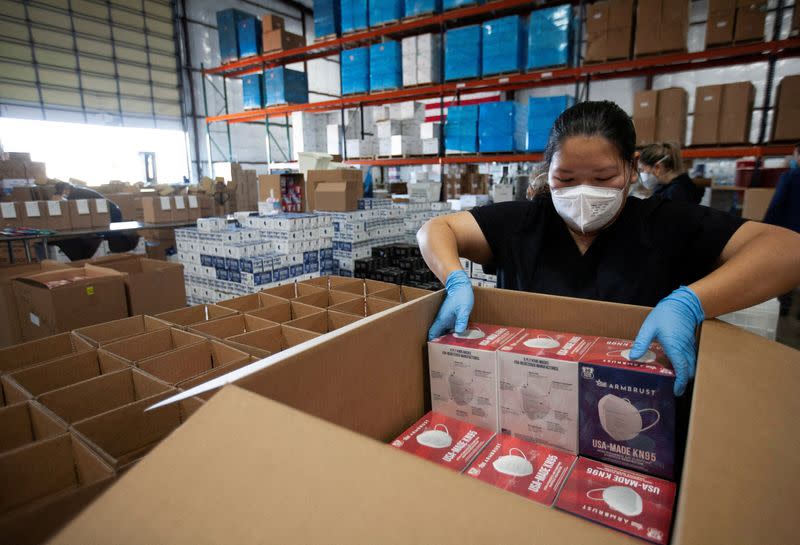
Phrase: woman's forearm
[
  {"left": 417, "top": 218, "right": 464, "bottom": 284},
  {"left": 690, "top": 224, "right": 800, "bottom": 318}
]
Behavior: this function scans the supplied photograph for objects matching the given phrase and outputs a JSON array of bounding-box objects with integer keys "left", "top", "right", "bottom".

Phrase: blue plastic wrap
[
  {"left": 479, "top": 101, "right": 515, "bottom": 152},
  {"left": 264, "top": 67, "right": 309, "bottom": 105},
  {"left": 370, "top": 41, "right": 401, "bottom": 91},
  {"left": 341, "top": 0, "right": 368, "bottom": 33},
  {"left": 445, "top": 104, "right": 479, "bottom": 153},
  {"left": 405, "top": 0, "right": 440, "bottom": 17},
  {"left": 341, "top": 46, "right": 370, "bottom": 95},
  {"left": 314, "top": 0, "right": 341, "bottom": 38},
  {"left": 242, "top": 74, "right": 263, "bottom": 110},
  {"left": 527, "top": 95, "right": 573, "bottom": 151},
  {"left": 237, "top": 16, "right": 262, "bottom": 58},
  {"left": 443, "top": 0, "right": 480, "bottom": 10},
  {"left": 527, "top": 4, "right": 573, "bottom": 70},
  {"left": 216, "top": 9, "right": 250, "bottom": 64},
  {"left": 369, "top": 0, "right": 403, "bottom": 26},
  {"left": 482, "top": 15, "right": 524, "bottom": 76},
  {"left": 445, "top": 25, "right": 481, "bottom": 81}
]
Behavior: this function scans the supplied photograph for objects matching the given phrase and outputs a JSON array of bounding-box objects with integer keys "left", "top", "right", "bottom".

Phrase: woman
[
  {"left": 639, "top": 142, "right": 703, "bottom": 203},
  {"left": 418, "top": 101, "right": 800, "bottom": 396}
]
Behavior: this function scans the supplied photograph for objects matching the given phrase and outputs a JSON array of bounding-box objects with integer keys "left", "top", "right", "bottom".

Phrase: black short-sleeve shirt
[{"left": 469, "top": 195, "right": 745, "bottom": 307}]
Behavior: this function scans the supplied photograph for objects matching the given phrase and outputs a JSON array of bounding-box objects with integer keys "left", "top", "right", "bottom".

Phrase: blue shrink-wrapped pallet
[
  {"left": 445, "top": 25, "right": 481, "bottom": 81},
  {"left": 370, "top": 41, "right": 401, "bottom": 91},
  {"left": 341, "top": 0, "right": 368, "bottom": 33},
  {"left": 314, "top": 0, "right": 341, "bottom": 38},
  {"left": 264, "top": 67, "right": 309, "bottom": 105},
  {"left": 527, "top": 95, "right": 573, "bottom": 151},
  {"left": 482, "top": 15, "right": 525, "bottom": 76},
  {"left": 370, "top": 0, "right": 403, "bottom": 27},
  {"left": 445, "top": 104, "right": 479, "bottom": 153},
  {"left": 405, "top": 0, "right": 440, "bottom": 17},
  {"left": 237, "top": 15, "right": 262, "bottom": 58},
  {"left": 479, "top": 101, "right": 515, "bottom": 152},
  {"left": 443, "top": 0, "right": 480, "bottom": 10},
  {"left": 216, "top": 9, "right": 250, "bottom": 64},
  {"left": 242, "top": 74, "right": 263, "bottom": 110},
  {"left": 527, "top": 4, "right": 573, "bottom": 70},
  {"left": 341, "top": 46, "right": 370, "bottom": 95}
]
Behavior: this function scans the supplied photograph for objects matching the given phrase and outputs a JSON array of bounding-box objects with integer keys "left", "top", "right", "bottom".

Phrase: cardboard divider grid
[
  {"left": 327, "top": 296, "right": 401, "bottom": 317},
  {"left": 292, "top": 288, "right": 362, "bottom": 309},
  {"left": 37, "top": 368, "right": 174, "bottom": 425},
  {"left": 224, "top": 324, "right": 321, "bottom": 359},
  {"left": 188, "top": 314, "right": 279, "bottom": 340},
  {"left": 371, "top": 285, "right": 432, "bottom": 304},
  {"left": 136, "top": 340, "right": 251, "bottom": 390},
  {"left": 98, "top": 328, "right": 206, "bottom": 366},
  {"left": 1, "top": 350, "right": 130, "bottom": 405},
  {"left": 154, "top": 304, "right": 238, "bottom": 328},
  {"left": 216, "top": 292, "right": 291, "bottom": 313},
  {"left": 283, "top": 310, "right": 362, "bottom": 335},
  {"left": 0, "top": 400, "right": 67, "bottom": 454},
  {"left": 71, "top": 393, "right": 203, "bottom": 471},
  {"left": 245, "top": 300, "right": 326, "bottom": 324},
  {"left": 0, "top": 332, "right": 93, "bottom": 375},
  {"left": 298, "top": 275, "right": 365, "bottom": 292},
  {"left": 73, "top": 315, "right": 173, "bottom": 347},
  {"left": 260, "top": 282, "right": 327, "bottom": 301}
]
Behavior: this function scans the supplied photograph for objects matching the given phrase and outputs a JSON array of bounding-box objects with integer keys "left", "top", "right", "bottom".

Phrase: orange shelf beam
[
  {"left": 343, "top": 146, "right": 793, "bottom": 166},
  {"left": 207, "top": 39, "right": 800, "bottom": 125},
  {"left": 204, "top": 0, "right": 547, "bottom": 78}
]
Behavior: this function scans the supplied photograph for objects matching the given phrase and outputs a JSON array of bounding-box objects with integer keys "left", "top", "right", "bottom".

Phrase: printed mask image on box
[
  {"left": 390, "top": 411, "right": 494, "bottom": 473},
  {"left": 555, "top": 457, "right": 676, "bottom": 544},
  {"left": 428, "top": 323, "right": 524, "bottom": 431},
  {"left": 465, "top": 434, "right": 577, "bottom": 506},
  {"left": 579, "top": 337, "right": 676, "bottom": 479},
  {"left": 497, "top": 328, "right": 597, "bottom": 453}
]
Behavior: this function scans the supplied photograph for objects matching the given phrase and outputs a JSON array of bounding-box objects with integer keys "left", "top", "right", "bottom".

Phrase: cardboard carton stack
[
  {"left": 633, "top": 87, "right": 688, "bottom": 146},
  {"left": 634, "top": 0, "right": 688, "bottom": 57},
  {"left": 443, "top": 164, "right": 490, "bottom": 200},
  {"left": 584, "top": 0, "right": 634, "bottom": 63},
  {"left": 692, "top": 82, "right": 755, "bottom": 145},
  {"left": 0, "top": 152, "right": 47, "bottom": 185},
  {"left": 262, "top": 14, "right": 305, "bottom": 53},
  {"left": 706, "top": 0, "right": 767, "bottom": 47},
  {"left": 306, "top": 169, "right": 364, "bottom": 212},
  {"left": 374, "top": 102, "right": 425, "bottom": 157},
  {"left": 395, "top": 201, "right": 451, "bottom": 245},
  {"left": 772, "top": 75, "right": 800, "bottom": 142}
]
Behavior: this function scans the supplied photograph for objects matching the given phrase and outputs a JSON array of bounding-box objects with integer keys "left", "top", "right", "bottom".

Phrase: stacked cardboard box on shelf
[
  {"left": 634, "top": 0, "right": 688, "bottom": 57},
  {"left": 313, "top": 0, "right": 340, "bottom": 38},
  {"left": 262, "top": 15, "right": 305, "bottom": 53},
  {"left": 340, "top": 0, "right": 368, "bottom": 33},
  {"left": 478, "top": 101, "right": 515, "bottom": 153},
  {"left": 445, "top": 104, "right": 479, "bottom": 153},
  {"left": 584, "top": 0, "right": 634, "bottom": 63},
  {"left": 772, "top": 75, "right": 800, "bottom": 142},
  {"left": 443, "top": 164, "right": 490, "bottom": 200},
  {"left": 633, "top": 87, "right": 688, "bottom": 146},
  {"left": 692, "top": 82, "right": 755, "bottom": 145}
]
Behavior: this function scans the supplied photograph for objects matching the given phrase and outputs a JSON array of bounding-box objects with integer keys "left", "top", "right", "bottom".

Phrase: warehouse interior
[{"left": 1, "top": 0, "right": 799, "bottom": 543}]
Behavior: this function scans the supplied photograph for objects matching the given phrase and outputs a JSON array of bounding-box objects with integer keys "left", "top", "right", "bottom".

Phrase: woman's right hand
[{"left": 428, "top": 270, "right": 474, "bottom": 341}]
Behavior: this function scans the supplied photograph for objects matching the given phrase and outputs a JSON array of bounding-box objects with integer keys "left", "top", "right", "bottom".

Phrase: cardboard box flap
[
  {"left": 672, "top": 320, "right": 800, "bottom": 545},
  {"left": 52, "top": 386, "right": 629, "bottom": 545},
  {"left": 0, "top": 332, "right": 93, "bottom": 374},
  {"left": 15, "top": 264, "right": 124, "bottom": 288}
]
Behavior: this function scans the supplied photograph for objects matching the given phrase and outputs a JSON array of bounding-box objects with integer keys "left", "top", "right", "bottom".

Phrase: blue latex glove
[
  {"left": 630, "top": 286, "right": 705, "bottom": 396},
  {"left": 428, "top": 270, "right": 474, "bottom": 341}
]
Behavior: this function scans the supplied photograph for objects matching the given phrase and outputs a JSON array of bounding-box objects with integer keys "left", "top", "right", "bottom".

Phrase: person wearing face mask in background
[
  {"left": 638, "top": 142, "right": 703, "bottom": 204},
  {"left": 764, "top": 142, "right": 800, "bottom": 316},
  {"left": 418, "top": 101, "right": 800, "bottom": 396}
]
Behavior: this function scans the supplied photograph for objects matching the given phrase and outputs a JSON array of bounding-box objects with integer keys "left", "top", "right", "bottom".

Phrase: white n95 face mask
[
  {"left": 639, "top": 172, "right": 659, "bottom": 190},
  {"left": 609, "top": 348, "right": 657, "bottom": 364},
  {"left": 449, "top": 373, "right": 474, "bottom": 406},
  {"left": 416, "top": 424, "right": 452, "bottom": 449},
  {"left": 523, "top": 335, "right": 561, "bottom": 349},
  {"left": 598, "top": 394, "right": 660, "bottom": 442},
  {"left": 551, "top": 184, "right": 625, "bottom": 234},
  {"left": 587, "top": 486, "right": 643, "bottom": 517},
  {"left": 493, "top": 448, "right": 534, "bottom": 477},
  {"left": 453, "top": 327, "right": 485, "bottom": 340},
  {"left": 522, "top": 383, "right": 551, "bottom": 420}
]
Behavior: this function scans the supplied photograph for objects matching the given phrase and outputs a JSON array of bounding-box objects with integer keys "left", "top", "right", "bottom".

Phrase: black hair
[
  {"left": 544, "top": 100, "right": 637, "bottom": 168},
  {"left": 53, "top": 181, "right": 71, "bottom": 195}
]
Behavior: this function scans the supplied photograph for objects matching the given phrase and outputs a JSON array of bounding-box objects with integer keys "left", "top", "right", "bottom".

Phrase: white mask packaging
[
  {"left": 465, "top": 433, "right": 576, "bottom": 506},
  {"left": 579, "top": 337, "right": 676, "bottom": 479},
  {"left": 497, "top": 328, "right": 598, "bottom": 453},
  {"left": 555, "top": 457, "right": 676, "bottom": 545},
  {"left": 390, "top": 411, "right": 494, "bottom": 473},
  {"left": 428, "top": 323, "right": 524, "bottom": 431}
]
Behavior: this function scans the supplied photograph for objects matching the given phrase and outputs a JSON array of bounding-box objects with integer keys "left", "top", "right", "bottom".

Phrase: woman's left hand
[{"left": 629, "top": 286, "right": 705, "bottom": 396}]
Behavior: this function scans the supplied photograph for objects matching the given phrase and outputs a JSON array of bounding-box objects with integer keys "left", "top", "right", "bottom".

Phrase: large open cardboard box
[{"left": 51, "top": 288, "right": 800, "bottom": 544}]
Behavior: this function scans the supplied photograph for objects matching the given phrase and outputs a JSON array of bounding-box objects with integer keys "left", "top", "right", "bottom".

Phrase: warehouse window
[
  {"left": 0, "top": 0, "right": 182, "bottom": 128},
  {"left": 0, "top": 117, "right": 188, "bottom": 184}
]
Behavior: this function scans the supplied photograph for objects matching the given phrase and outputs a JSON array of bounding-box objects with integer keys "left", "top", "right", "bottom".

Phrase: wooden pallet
[
  {"left": 314, "top": 33, "right": 338, "bottom": 42},
  {"left": 633, "top": 47, "right": 688, "bottom": 59}
]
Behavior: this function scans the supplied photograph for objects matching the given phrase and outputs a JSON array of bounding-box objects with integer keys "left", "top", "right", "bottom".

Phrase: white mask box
[
  {"left": 497, "top": 329, "right": 598, "bottom": 453},
  {"left": 578, "top": 337, "right": 676, "bottom": 479},
  {"left": 555, "top": 457, "right": 676, "bottom": 544},
  {"left": 390, "top": 411, "right": 494, "bottom": 473},
  {"left": 465, "top": 434, "right": 576, "bottom": 506},
  {"left": 428, "top": 322, "right": 524, "bottom": 431}
]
